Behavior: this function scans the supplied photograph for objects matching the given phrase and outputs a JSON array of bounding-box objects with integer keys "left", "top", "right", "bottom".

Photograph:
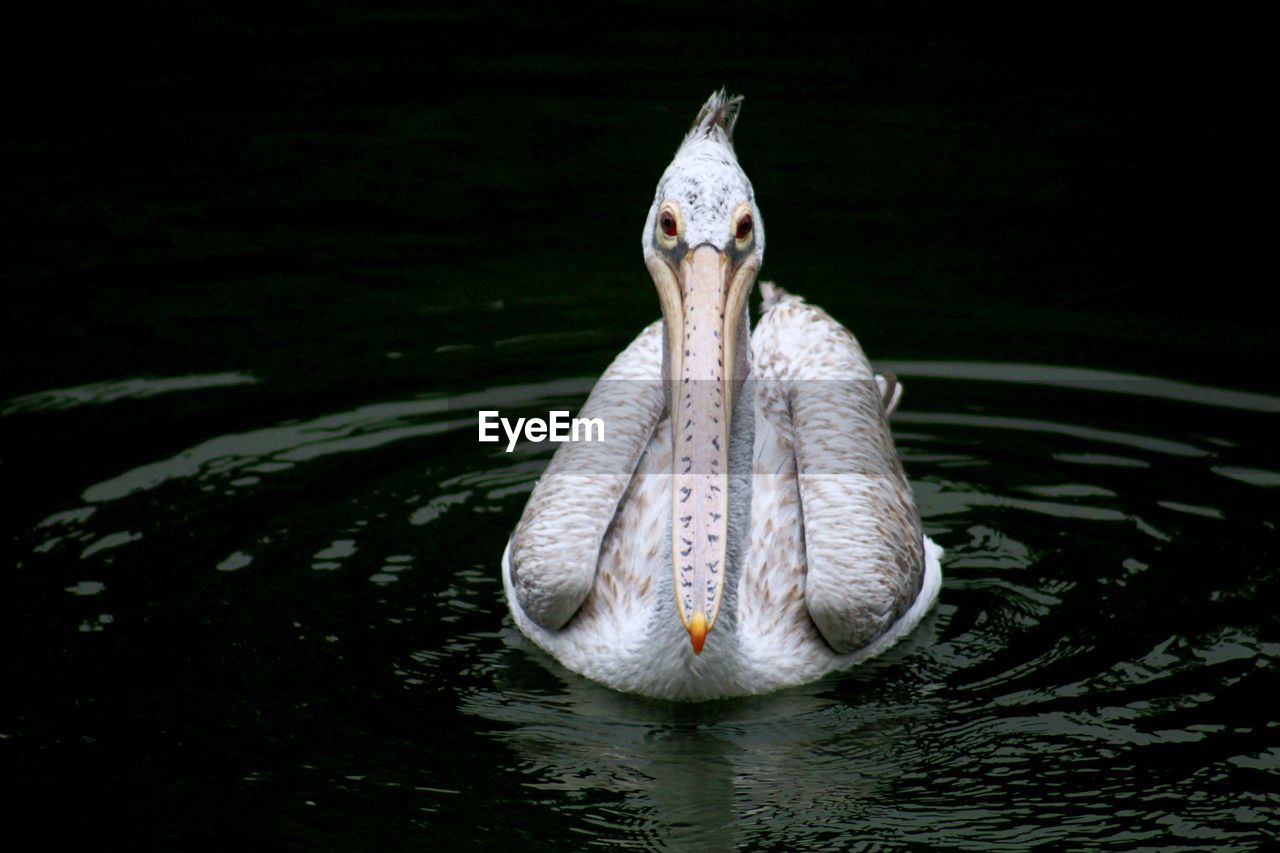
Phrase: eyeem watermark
[{"left": 478, "top": 410, "right": 605, "bottom": 452}]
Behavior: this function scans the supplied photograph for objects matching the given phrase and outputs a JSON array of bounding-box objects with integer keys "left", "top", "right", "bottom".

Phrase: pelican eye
[
  {"left": 736, "top": 214, "right": 753, "bottom": 241},
  {"left": 656, "top": 203, "right": 682, "bottom": 248}
]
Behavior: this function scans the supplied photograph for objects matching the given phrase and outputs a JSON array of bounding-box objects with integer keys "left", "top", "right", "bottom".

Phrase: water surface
[{"left": 4, "top": 4, "right": 1276, "bottom": 848}]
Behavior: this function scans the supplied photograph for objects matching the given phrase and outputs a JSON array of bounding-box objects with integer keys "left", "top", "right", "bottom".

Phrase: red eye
[
  {"left": 660, "top": 211, "right": 678, "bottom": 238},
  {"left": 736, "top": 214, "right": 753, "bottom": 240}
]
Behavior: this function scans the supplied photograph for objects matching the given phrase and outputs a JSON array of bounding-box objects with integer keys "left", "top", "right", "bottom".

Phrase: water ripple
[
  {"left": 14, "top": 361, "right": 1278, "bottom": 847},
  {"left": 884, "top": 361, "right": 1280, "bottom": 413},
  {"left": 3, "top": 371, "right": 258, "bottom": 415}
]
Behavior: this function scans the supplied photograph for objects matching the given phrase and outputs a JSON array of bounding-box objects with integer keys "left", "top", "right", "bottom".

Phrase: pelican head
[{"left": 642, "top": 90, "right": 765, "bottom": 655}]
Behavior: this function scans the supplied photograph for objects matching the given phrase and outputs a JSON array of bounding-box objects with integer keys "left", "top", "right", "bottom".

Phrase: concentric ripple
[{"left": 6, "top": 363, "right": 1278, "bottom": 847}]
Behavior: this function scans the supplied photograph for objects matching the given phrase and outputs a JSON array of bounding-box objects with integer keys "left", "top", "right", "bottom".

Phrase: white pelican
[{"left": 501, "top": 91, "right": 942, "bottom": 700}]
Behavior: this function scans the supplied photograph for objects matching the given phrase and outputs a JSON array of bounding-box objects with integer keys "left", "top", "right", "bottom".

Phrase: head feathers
[
  {"left": 680, "top": 89, "right": 743, "bottom": 153},
  {"left": 645, "top": 89, "right": 762, "bottom": 260}
]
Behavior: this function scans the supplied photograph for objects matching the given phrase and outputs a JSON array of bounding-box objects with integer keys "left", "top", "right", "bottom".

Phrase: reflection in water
[
  {"left": 10, "top": 362, "right": 1280, "bottom": 845},
  {"left": 459, "top": 616, "right": 947, "bottom": 848},
  {"left": 1212, "top": 466, "right": 1280, "bottom": 487},
  {"left": 882, "top": 361, "right": 1280, "bottom": 413},
  {"left": 2, "top": 371, "right": 258, "bottom": 414},
  {"left": 77, "top": 380, "right": 591, "bottom": 503},
  {"left": 896, "top": 412, "right": 1207, "bottom": 458}
]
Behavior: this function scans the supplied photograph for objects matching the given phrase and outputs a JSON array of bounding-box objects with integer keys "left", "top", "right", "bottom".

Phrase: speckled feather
[
  {"left": 642, "top": 89, "right": 764, "bottom": 261},
  {"left": 508, "top": 324, "right": 665, "bottom": 632},
  {"left": 502, "top": 91, "right": 940, "bottom": 700},
  {"left": 503, "top": 289, "right": 941, "bottom": 700},
  {"left": 752, "top": 285, "right": 927, "bottom": 654}
]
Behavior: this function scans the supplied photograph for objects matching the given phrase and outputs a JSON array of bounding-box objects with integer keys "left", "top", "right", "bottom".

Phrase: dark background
[
  {"left": 3, "top": 2, "right": 1275, "bottom": 847},
  {"left": 5, "top": 2, "right": 1272, "bottom": 403}
]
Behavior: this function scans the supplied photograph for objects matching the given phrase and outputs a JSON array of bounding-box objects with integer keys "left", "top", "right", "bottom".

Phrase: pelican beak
[{"left": 648, "top": 244, "right": 756, "bottom": 654}]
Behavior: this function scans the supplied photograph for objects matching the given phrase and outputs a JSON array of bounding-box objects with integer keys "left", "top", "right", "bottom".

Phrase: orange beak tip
[{"left": 689, "top": 611, "right": 708, "bottom": 655}]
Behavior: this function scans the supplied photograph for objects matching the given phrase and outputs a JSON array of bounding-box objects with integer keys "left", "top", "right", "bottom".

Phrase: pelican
[{"left": 501, "top": 91, "right": 942, "bottom": 700}]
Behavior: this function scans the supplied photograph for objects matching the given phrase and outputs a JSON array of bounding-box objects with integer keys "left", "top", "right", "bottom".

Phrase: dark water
[{"left": 4, "top": 4, "right": 1277, "bottom": 847}]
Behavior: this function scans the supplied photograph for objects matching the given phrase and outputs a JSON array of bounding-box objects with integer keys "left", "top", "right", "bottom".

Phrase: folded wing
[
  {"left": 508, "top": 321, "right": 665, "bottom": 630},
  {"left": 753, "top": 285, "right": 925, "bottom": 653}
]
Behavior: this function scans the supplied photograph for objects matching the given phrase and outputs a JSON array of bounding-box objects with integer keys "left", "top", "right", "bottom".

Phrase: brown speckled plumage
[
  {"left": 504, "top": 286, "right": 939, "bottom": 699},
  {"left": 500, "top": 92, "right": 940, "bottom": 700}
]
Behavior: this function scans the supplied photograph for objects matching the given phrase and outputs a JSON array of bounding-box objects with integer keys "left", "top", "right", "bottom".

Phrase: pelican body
[{"left": 502, "top": 92, "right": 941, "bottom": 700}]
